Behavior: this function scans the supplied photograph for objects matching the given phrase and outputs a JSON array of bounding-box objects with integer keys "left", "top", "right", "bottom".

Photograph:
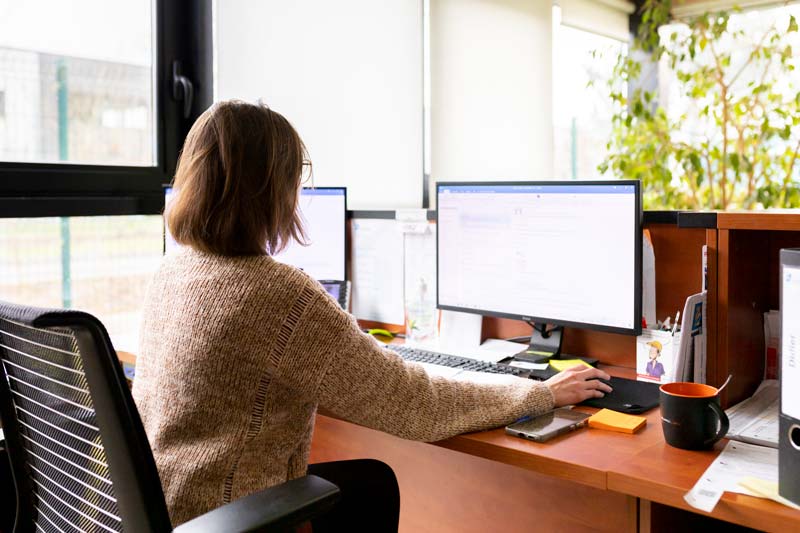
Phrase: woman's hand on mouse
[{"left": 544, "top": 366, "right": 613, "bottom": 407}]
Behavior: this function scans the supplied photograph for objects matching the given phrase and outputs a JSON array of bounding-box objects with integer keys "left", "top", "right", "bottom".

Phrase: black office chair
[{"left": 0, "top": 301, "right": 340, "bottom": 532}]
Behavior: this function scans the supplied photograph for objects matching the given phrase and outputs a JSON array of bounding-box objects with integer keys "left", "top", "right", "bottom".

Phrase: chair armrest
[{"left": 173, "top": 475, "right": 340, "bottom": 533}]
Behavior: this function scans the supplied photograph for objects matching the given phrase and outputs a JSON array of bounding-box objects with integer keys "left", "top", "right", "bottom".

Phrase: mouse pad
[{"left": 580, "top": 377, "right": 660, "bottom": 414}]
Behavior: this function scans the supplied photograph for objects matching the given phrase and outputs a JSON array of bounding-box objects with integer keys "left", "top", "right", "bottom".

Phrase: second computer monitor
[
  {"left": 165, "top": 186, "right": 347, "bottom": 281},
  {"left": 272, "top": 187, "right": 347, "bottom": 281},
  {"left": 437, "top": 181, "right": 641, "bottom": 335}
]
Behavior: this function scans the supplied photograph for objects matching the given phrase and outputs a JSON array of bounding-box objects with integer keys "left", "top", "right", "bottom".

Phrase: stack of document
[{"left": 725, "top": 380, "right": 779, "bottom": 449}]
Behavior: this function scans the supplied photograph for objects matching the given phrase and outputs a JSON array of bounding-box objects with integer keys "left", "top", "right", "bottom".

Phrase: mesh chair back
[{"left": 0, "top": 302, "right": 171, "bottom": 533}]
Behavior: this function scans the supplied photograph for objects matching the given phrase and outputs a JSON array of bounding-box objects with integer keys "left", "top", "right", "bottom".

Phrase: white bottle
[{"left": 406, "top": 277, "right": 436, "bottom": 342}]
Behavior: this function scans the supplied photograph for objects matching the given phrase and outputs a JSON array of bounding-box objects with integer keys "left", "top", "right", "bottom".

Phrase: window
[
  {"left": 0, "top": 1, "right": 155, "bottom": 166},
  {"left": 653, "top": 3, "right": 800, "bottom": 209},
  {"left": 0, "top": 0, "right": 210, "bottom": 348},
  {"left": 0, "top": 0, "right": 210, "bottom": 196},
  {"left": 659, "top": 4, "right": 800, "bottom": 136},
  {"left": 553, "top": 19, "right": 627, "bottom": 180}
]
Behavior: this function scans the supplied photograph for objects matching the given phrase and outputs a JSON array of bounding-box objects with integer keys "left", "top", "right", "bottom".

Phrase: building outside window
[{"left": 0, "top": 1, "right": 155, "bottom": 166}]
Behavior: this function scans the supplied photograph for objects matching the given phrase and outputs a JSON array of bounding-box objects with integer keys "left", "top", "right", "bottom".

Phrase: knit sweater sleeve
[{"left": 291, "top": 288, "right": 555, "bottom": 442}]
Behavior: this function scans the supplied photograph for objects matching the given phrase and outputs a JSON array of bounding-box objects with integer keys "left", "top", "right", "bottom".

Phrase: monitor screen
[
  {"left": 437, "top": 181, "right": 641, "bottom": 335},
  {"left": 164, "top": 187, "right": 347, "bottom": 281},
  {"left": 272, "top": 187, "right": 347, "bottom": 281}
]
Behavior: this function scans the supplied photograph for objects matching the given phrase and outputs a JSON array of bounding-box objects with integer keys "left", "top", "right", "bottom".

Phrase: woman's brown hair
[{"left": 167, "top": 100, "right": 308, "bottom": 256}]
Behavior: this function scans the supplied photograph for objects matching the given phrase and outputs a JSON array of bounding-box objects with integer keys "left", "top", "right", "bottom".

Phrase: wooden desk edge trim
[
  {"left": 434, "top": 435, "right": 607, "bottom": 490},
  {"left": 607, "top": 471, "right": 799, "bottom": 532}
]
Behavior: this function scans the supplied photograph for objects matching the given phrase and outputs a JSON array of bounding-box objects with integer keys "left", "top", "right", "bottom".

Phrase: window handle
[{"left": 172, "top": 60, "right": 194, "bottom": 119}]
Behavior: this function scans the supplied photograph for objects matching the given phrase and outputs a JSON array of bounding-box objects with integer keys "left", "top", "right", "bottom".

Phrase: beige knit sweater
[{"left": 131, "top": 248, "right": 554, "bottom": 525}]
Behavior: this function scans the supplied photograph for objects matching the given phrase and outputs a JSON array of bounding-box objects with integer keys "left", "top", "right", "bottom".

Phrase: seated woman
[{"left": 131, "top": 100, "right": 612, "bottom": 531}]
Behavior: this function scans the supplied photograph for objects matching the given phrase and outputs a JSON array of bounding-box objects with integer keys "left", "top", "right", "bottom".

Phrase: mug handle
[{"left": 705, "top": 401, "right": 730, "bottom": 446}]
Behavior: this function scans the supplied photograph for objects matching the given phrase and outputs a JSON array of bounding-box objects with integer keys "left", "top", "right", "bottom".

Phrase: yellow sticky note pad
[
  {"left": 549, "top": 359, "right": 593, "bottom": 372},
  {"left": 587, "top": 408, "right": 646, "bottom": 434}
]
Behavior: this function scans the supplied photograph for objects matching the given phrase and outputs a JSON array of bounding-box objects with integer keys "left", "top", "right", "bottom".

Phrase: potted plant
[{"left": 600, "top": 0, "right": 800, "bottom": 210}]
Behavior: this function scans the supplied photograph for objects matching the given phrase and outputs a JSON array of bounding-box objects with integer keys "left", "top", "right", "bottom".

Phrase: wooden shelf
[{"left": 717, "top": 212, "right": 800, "bottom": 231}]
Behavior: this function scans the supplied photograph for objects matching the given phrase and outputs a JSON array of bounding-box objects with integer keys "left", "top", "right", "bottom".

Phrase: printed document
[
  {"left": 684, "top": 441, "right": 777, "bottom": 513},
  {"left": 725, "top": 380, "right": 779, "bottom": 448},
  {"left": 351, "top": 219, "right": 405, "bottom": 324}
]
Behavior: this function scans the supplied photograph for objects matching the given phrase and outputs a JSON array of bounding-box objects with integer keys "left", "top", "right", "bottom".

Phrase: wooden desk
[
  {"left": 311, "top": 415, "right": 640, "bottom": 533},
  {"left": 608, "top": 441, "right": 800, "bottom": 532},
  {"left": 310, "top": 367, "right": 800, "bottom": 532}
]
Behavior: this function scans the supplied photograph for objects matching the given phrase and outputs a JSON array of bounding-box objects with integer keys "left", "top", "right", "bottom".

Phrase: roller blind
[
  {"left": 215, "top": 0, "right": 424, "bottom": 209},
  {"left": 430, "top": 0, "right": 554, "bottom": 185},
  {"left": 558, "top": 0, "right": 635, "bottom": 42}
]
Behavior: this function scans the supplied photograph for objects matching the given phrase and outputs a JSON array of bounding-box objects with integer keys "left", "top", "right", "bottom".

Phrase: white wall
[
  {"left": 430, "top": 0, "right": 554, "bottom": 186},
  {"left": 216, "top": 0, "right": 424, "bottom": 209}
]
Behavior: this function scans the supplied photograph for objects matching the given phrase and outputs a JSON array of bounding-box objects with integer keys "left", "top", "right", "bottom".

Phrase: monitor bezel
[{"left": 435, "top": 180, "right": 643, "bottom": 336}]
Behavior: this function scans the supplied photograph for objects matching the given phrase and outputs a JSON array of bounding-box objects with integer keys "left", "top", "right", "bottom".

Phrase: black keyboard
[{"left": 387, "top": 345, "right": 528, "bottom": 377}]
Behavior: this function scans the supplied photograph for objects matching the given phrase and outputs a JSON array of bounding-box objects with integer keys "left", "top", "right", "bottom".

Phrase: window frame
[{"left": 0, "top": 0, "right": 212, "bottom": 215}]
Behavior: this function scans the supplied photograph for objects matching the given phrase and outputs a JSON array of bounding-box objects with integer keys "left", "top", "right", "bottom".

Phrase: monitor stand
[{"left": 514, "top": 324, "right": 563, "bottom": 363}]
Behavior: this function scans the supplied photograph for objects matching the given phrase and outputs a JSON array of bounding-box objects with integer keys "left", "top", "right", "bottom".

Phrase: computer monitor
[
  {"left": 272, "top": 187, "right": 347, "bottom": 281},
  {"left": 164, "top": 186, "right": 347, "bottom": 282},
  {"left": 437, "top": 181, "right": 641, "bottom": 358}
]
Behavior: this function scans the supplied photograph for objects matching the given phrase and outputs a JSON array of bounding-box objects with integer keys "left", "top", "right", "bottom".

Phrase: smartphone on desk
[{"left": 505, "top": 408, "right": 590, "bottom": 442}]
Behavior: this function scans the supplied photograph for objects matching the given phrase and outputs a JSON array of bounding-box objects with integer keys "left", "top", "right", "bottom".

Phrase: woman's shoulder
[{"left": 159, "top": 247, "right": 313, "bottom": 289}]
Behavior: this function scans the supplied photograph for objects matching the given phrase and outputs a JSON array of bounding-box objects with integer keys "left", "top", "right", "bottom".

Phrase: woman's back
[{"left": 133, "top": 248, "right": 333, "bottom": 524}]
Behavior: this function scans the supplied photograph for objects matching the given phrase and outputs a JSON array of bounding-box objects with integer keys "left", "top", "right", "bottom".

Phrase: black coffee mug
[{"left": 660, "top": 382, "right": 729, "bottom": 450}]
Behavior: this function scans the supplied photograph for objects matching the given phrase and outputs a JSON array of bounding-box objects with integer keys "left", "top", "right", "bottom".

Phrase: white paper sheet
[
  {"left": 476, "top": 339, "right": 528, "bottom": 362},
  {"left": 438, "top": 310, "right": 483, "bottom": 354},
  {"left": 782, "top": 266, "right": 800, "bottom": 419},
  {"left": 726, "top": 380, "right": 779, "bottom": 448},
  {"left": 351, "top": 219, "right": 405, "bottom": 324},
  {"left": 684, "top": 441, "right": 778, "bottom": 513},
  {"left": 396, "top": 208, "right": 430, "bottom": 234}
]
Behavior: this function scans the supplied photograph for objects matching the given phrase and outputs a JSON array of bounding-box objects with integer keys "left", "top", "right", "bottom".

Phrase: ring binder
[{"left": 779, "top": 248, "right": 800, "bottom": 505}]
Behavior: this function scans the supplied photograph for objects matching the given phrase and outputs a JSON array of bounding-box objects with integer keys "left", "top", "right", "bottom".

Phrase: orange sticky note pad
[{"left": 587, "top": 408, "right": 646, "bottom": 434}]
